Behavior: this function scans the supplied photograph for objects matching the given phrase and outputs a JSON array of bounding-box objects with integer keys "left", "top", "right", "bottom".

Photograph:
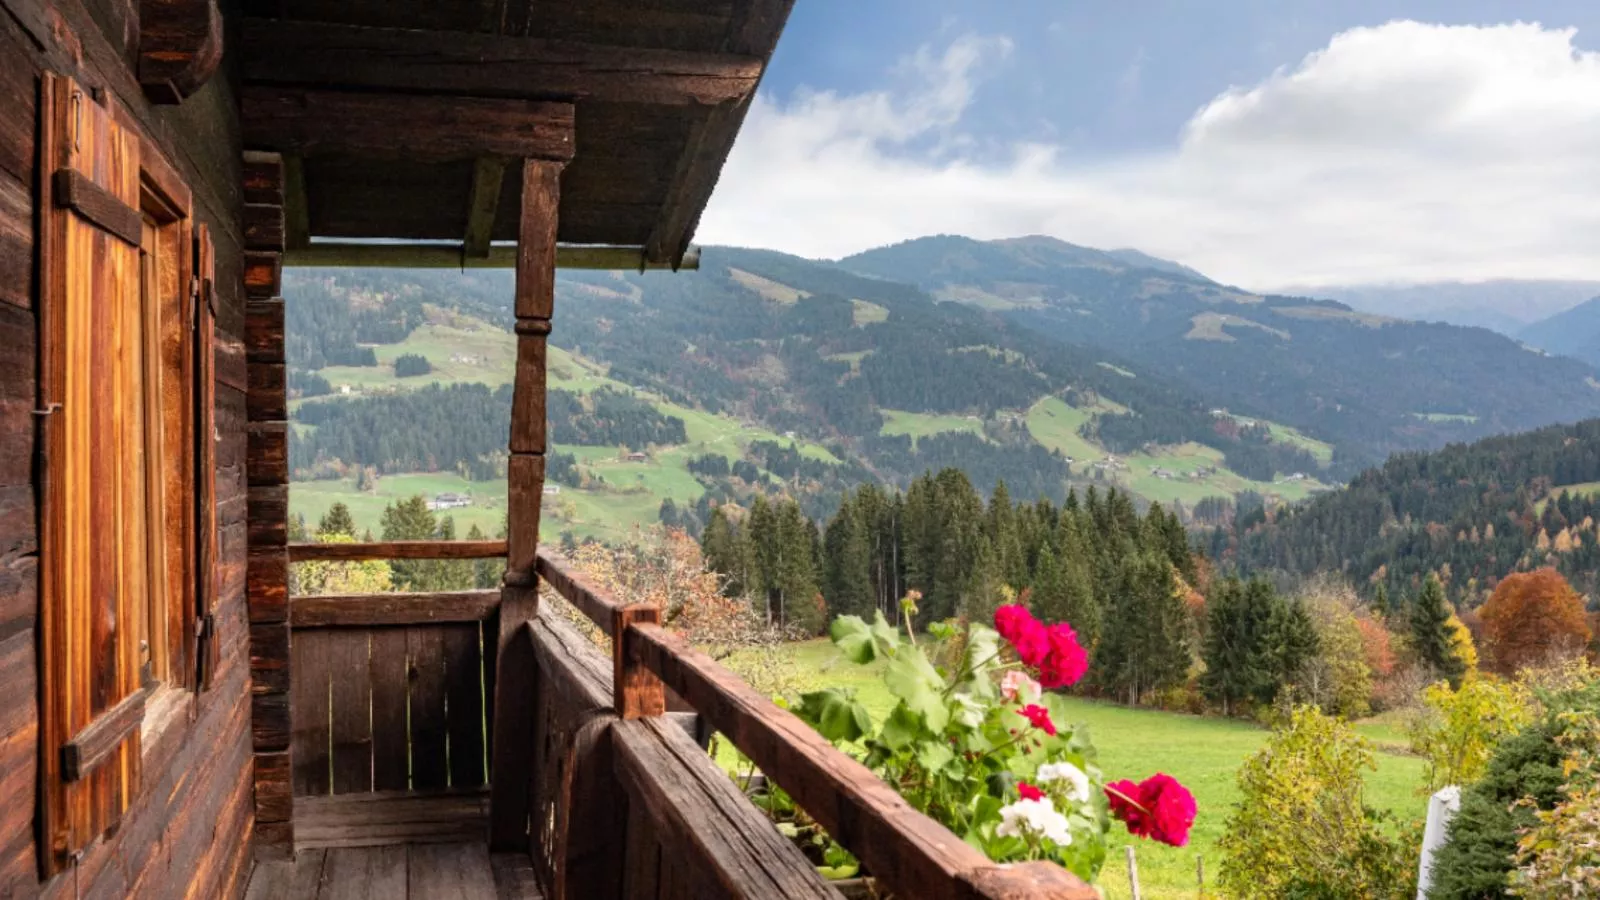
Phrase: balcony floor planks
[{"left": 245, "top": 842, "right": 541, "bottom": 899}]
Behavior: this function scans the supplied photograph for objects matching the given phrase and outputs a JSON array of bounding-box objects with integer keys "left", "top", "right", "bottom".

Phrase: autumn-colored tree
[
  {"left": 1356, "top": 616, "right": 1397, "bottom": 678},
  {"left": 1480, "top": 568, "right": 1593, "bottom": 674}
]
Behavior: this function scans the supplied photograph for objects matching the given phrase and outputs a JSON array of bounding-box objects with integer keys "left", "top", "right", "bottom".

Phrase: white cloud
[{"left": 699, "top": 21, "right": 1600, "bottom": 290}]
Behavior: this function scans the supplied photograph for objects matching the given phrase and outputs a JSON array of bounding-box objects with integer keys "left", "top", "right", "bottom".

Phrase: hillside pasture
[
  {"left": 1026, "top": 396, "right": 1106, "bottom": 463},
  {"left": 879, "top": 408, "right": 990, "bottom": 445}
]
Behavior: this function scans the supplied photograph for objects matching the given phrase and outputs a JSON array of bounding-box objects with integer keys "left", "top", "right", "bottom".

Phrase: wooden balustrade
[
  {"left": 287, "top": 539, "right": 508, "bottom": 562},
  {"left": 534, "top": 549, "right": 1099, "bottom": 900}
]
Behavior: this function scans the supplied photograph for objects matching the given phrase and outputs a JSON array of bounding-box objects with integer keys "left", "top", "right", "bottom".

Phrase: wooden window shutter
[
  {"left": 37, "top": 72, "right": 147, "bottom": 875},
  {"left": 194, "top": 225, "right": 221, "bottom": 689}
]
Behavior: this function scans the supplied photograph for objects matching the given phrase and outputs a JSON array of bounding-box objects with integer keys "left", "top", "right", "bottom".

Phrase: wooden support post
[
  {"left": 490, "top": 157, "right": 566, "bottom": 851},
  {"left": 613, "top": 605, "right": 665, "bottom": 719},
  {"left": 242, "top": 149, "right": 294, "bottom": 859}
]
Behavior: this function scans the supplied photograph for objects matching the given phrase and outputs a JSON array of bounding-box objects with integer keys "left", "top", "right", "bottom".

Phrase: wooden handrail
[
  {"left": 535, "top": 551, "right": 623, "bottom": 634},
  {"left": 288, "top": 539, "right": 507, "bottom": 562},
  {"left": 534, "top": 552, "right": 1097, "bottom": 900},
  {"left": 290, "top": 590, "right": 500, "bottom": 627}
]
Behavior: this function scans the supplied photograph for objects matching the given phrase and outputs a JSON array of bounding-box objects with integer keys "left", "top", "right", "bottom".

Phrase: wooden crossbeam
[
  {"left": 241, "top": 87, "right": 574, "bottom": 162},
  {"left": 241, "top": 17, "right": 763, "bottom": 106},
  {"left": 282, "top": 242, "right": 701, "bottom": 271}
]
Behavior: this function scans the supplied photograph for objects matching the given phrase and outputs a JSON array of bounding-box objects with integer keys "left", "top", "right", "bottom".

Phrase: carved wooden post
[{"left": 490, "top": 158, "right": 565, "bottom": 850}]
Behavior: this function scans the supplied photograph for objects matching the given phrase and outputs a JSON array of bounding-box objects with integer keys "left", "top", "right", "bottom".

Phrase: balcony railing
[{"left": 281, "top": 540, "right": 1096, "bottom": 899}]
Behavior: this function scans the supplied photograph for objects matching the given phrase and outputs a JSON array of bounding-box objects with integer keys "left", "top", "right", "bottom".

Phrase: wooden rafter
[
  {"left": 643, "top": 0, "right": 797, "bottom": 267},
  {"left": 139, "top": 0, "right": 224, "bottom": 103},
  {"left": 241, "top": 87, "right": 575, "bottom": 162},
  {"left": 241, "top": 18, "right": 764, "bottom": 106},
  {"left": 462, "top": 158, "right": 508, "bottom": 259}
]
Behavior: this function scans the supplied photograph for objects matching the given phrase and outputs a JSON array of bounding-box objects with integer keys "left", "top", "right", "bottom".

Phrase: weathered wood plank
[
  {"left": 248, "top": 421, "right": 289, "bottom": 485},
  {"left": 514, "top": 160, "right": 562, "bottom": 321},
  {"left": 409, "top": 842, "right": 498, "bottom": 899},
  {"left": 248, "top": 484, "right": 289, "bottom": 547},
  {"left": 553, "top": 718, "right": 625, "bottom": 900},
  {"left": 293, "top": 789, "right": 489, "bottom": 850},
  {"left": 248, "top": 547, "right": 289, "bottom": 624},
  {"left": 244, "top": 847, "right": 326, "bottom": 899},
  {"left": 535, "top": 552, "right": 621, "bottom": 637},
  {"left": 289, "top": 540, "right": 508, "bottom": 562},
  {"left": 293, "top": 629, "right": 334, "bottom": 795},
  {"left": 490, "top": 852, "right": 544, "bottom": 900},
  {"left": 247, "top": 361, "right": 287, "bottom": 420},
  {"left": 53, "top": 169, "right": 143, "bottom": 245},
  {"left": 242, "top": 17, "right": 763, "bottom": 106},
  {"left": 241, "top": 150, "right": 286, "bottom": 206},
  {"left": 504, "top": 454, "right": 545, "bottom": 581},
  {"left": 139, "top": 0, "right": 224, "bottom": 104},
  {"left": 408, "top": 627, "right": 450, "bottom": 791},
  {"left": 249, "top": 622, "right": 291, "bottom": 694},
  {"left": 612, "top": 716, "right": 842, "bottom": 899},
  {"left": 61, "top": 689, "right": 147, "bottom": 782},
  {"left": 329, "top": 630, "right": 374, "bottom": 794},
  {"left": 369, "top": 628, "right": 410, "bottom": 792},
  {"left": 283, "top": 155, "right": 310, "bottom": 250},
  {"left": 244, "top": 201, "right": 286, "bottom": 252},
  {"left": 444, "top": 623, "right": 487, "bottom": 789},
  {"left": 292, "top": 590, "right": 500, "bottom": 628},
  {"left": 488, "top": 589, "right": 538, "bottom": 851},
  {"left": 243, "top": 251, "right": 282, "bottom": 298},
  {"left": 244, "top": 300, "right": 285, "bottom": 364},
  {"left": 318, "top": 844, "right": 408, "bottom": 900},
  {"left": 253, "top": 750, "right": 294, "bottom": 823},
  {"left": 242, "top": 87, "right": 575, "bottom": 162}
]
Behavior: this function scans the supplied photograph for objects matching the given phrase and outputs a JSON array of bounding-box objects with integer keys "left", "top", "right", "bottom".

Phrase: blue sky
[{"left": 700, "top": 3, "right": 1600, "bottom": 288}]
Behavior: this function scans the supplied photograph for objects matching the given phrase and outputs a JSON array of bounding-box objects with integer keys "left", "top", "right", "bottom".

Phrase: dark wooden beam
[
  {"left": 241, "top": 17, "right": 763, "bottom": 106},
  {"left": 282, "top": 242, "right": 700, "bottom": 270},
  {"left": 139, "top": 0, "right": 224, "bottom": 103},
  {"left": 463, "top": 158, "right": 508, "bottom": 259},
  {"left": 282, "top": 156, "right": 310, "bottom": 251},
  {"left": 643, "top": 0, "right": 797, "bottom": 267},
  {"left": 241, "top": 87, "right": 575, "bottom": 162}
]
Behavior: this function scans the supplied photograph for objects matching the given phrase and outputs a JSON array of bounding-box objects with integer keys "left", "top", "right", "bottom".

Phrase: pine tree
[
  {"left": 1201, "top": 578, "right": 1281, "bottom": 715},
  {"left": 466, "top": 523, "right": 499, "bottom": 589},
  {"left": 822, "top": 496, "right": 873, "bottom": 619},
  {"left": 1056, "top": 518, "right": 1101, "bottom": 650},
  {"left": 988, "top": 480, "right": 1028, "bottom": 591},
  {"left": 381, "top": 495, "right": 439, "bottom": 590},
  {"left": 1030, "top": 543, "right": 1070, "bottom": 624},
  {"left": 318, "top": 502, "right": 357, "bottom": 538},
  {"left": 1410, "top": 573, "right": 1465, "bottom": 685},
  {"left": 700, "top": 507, "right": 749, "bottom": 598},
  {"left": 1268, "top": 597, "right": 1320, "bottom": 695},
  {"left": 1096, "top": 551, "right": 1190, "bottom": 705},
  {"left": 433, "top": 516, "right": 475, "bottom": 590}
]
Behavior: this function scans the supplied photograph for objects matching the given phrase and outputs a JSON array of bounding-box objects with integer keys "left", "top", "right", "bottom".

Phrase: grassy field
[
  {"left": 851, "top": 300, "right": 889, "bottom": 326},
  {"left": 1411, "top": 412, "right": 1480, "bottom": 424},
  {"left": 1120, "top": 443, "right": 1328, "bottom": 507},
  {"left": 765, "top": 640, "right": 1427, "bottom": 900},
  {"left": 1025, "top": 397, "right": 1106, "bottom": 463},
  {"left": 879, "top": 409, "right": 989, "bottom": 444}
]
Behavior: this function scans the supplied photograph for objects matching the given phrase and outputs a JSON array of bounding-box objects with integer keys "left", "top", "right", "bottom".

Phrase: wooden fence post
[{"left": 1126, "top": 845, "right": 1142, "bottom": 900}]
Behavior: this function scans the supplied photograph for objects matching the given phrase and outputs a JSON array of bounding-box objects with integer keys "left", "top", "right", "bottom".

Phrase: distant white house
[
  {"left": 428, "top": 492, "right": 472, "bottom": 511},
  {"left": 542, "top": 485, "right": 561, "bottom": 496}
]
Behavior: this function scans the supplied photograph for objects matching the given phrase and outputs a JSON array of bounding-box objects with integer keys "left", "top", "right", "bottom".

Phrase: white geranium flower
[
  {"left": 1000, "top": 670, "right": 1042, "bottom": 704},
  {"left": 995, "top": 797, "right": 1073, "bottom": 846},
  {"left": 1035, "top": 762, "right": 1091, "bottom": 804}
]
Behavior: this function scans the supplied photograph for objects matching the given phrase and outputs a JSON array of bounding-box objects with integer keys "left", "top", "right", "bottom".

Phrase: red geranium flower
[
  {"left": 1018, "top": 704, "right": 1057, "bottom": 736},
  {"left": 1017, "top": 782, "right": 1044, "bottom": 801},
  {"left": 1037, "top": 622, "right": 1088, "bottom": 689},
  {"left": 994, "top": 605, "right": 1050, "bottom": 667},
  {"left": 1106, "top": 773, "right": 1196, "bottom": 847}
]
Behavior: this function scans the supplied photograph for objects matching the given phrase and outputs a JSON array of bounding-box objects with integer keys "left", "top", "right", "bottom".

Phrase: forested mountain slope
[
  {"left": 1212, "top": 418, "right": 1600, "bottom": 605},
  {"left": 838, "top": 235, "right": 1600, "bottom": 470},
  {"left": 1519, "top": 296, "right": 1600, "bottom": 368}
]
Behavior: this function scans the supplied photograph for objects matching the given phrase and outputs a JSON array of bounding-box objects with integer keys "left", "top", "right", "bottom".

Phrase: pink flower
[
  {"left": 1017, "top": 782, "right": 1044, "bottom": 802},
  {"left": 1106, "top": 773, "right": 1197, "bottom": 848},
  {"left": 1037, "top": 623, "right": 1088, "bottom": 689},
  {"left": 1019, "top": 704, "right": 1057, "bottom": 736},
  {"left": 1000, "top": 670, "right": 1042, "bottom": 704},
  {"left": 995, "top": 605, "right": 1049, "bottom": 666}
]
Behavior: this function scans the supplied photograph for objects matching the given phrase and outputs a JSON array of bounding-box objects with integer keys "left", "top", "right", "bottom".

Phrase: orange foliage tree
[
  {"left": 1354, "top": 617, "right": 1396, "bottom": 678},
  {"left": 1478, "top": 568, "right": 1593, "bottom": 674}
]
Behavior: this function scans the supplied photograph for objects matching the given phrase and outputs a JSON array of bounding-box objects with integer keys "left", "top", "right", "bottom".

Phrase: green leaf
[
  {"left": 829, "top": 615, "right": 875, "bottom": 664},
  {"left": 878, "top": 702, "right": 924, "bottom": 751},
  {"left": 916, "top": 741, "right": 955, "bottom": 773},
  {"left": 796, "top": 688, "right": 872, "bottom": 743},
  {"left": 884, "top": 647, "right": 949, "bottom": 733},
  {"left": 870, "top": 610, "right": 902, "bottom": 655}
]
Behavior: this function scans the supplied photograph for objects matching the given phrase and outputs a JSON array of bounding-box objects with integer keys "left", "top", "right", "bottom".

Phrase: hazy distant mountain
[
  {"left": 1292, "top": 280, "right": 1600, "bottom": 336},
  {"left": 838, "top": 236, "right": 1600, "bottom": 469},
  {"left": 1519, "top": 296, "right": 1600, "bottom": 368}
]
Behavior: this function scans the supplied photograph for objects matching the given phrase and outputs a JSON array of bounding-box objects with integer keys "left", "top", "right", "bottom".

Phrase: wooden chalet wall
[{"left": 0, "top": 0, "right": 253, "bottom": 897}]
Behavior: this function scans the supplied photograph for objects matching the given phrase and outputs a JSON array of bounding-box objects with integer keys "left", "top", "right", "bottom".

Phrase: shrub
[
  {"left": 1510, "top": 710, "right": 1600, "bottom": 898},
  {"left": 1428, "top": 680, "right": 1600, "bottom": 899},
  {"left": 1218, "top": 706, "right": 1416, "bottom": 900},
  {"left": 393, "top": 353, "right": 432, "bottom": 377},
  {"left": 1409, "top": 675, "right": 1535, "bottom": 793}
]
